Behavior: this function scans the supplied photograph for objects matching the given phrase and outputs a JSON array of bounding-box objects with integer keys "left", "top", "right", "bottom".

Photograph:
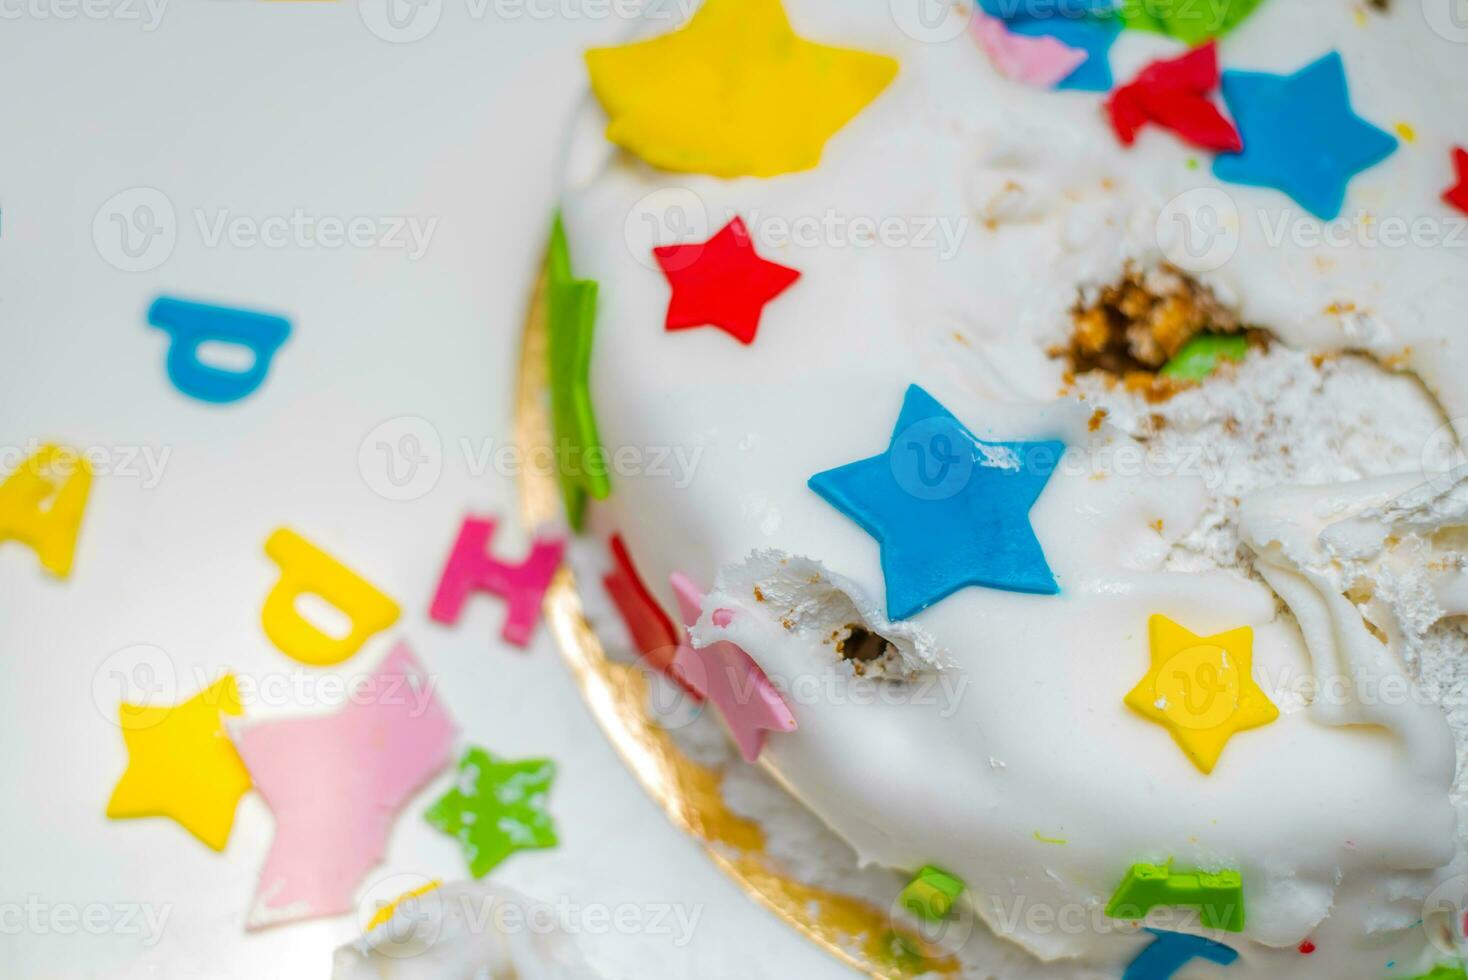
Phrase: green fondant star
[
  {"left": 547, "top": 214, "right": 610, "bottom": 531},
  {"left": 425, "top": 746, "right": 558, "bottom": 877},
  {"left": 1114, "top": 0, "right": 1265, "bottom": 45}
]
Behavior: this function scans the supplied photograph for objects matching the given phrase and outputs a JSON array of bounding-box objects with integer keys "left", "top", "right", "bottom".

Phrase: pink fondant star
[
  {"left": 971, "top": 14, "right": 1087, "bottom": 89},
  {"left": 232, "top": 643, "right": 457, "bottom": 927},
  {"left": 668, "top": 573, "right": 796, "bottom": 763}
]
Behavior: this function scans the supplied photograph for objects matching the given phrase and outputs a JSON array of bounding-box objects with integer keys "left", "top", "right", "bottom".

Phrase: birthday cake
[{"left": 551, "top": 0, "right": 1468, "bottom": 976}]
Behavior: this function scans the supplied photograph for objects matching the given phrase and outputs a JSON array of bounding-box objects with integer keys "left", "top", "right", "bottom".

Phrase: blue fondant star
[
  {"left": 980, "top": 0, "right": 1121, "bottom": 92},
  {"left": 1213, "top": 51, "right": 1398, "bottom": 220},
  {"left": 807, "top": 385, "right": 1062, "bottom": 620},
  {"left": 1124, "top": 929, "right": 1239, "bottom": 980}
]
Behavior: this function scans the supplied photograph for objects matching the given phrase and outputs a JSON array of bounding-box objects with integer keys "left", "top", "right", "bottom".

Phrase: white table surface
[{"left": 0, "top": 3, "right": 859, "bottom": 977}]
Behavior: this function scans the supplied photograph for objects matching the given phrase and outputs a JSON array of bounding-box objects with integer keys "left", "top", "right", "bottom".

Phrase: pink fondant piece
[
  {"left": 972, "top": 14, "right": 1087, "bottom": 89},
  {"left": 429, "top": 516, "right": 565, "bottom": 647},
  {"left": 668, "top": 573, "right": 797, "bottom": 763},
  {"left": 232, "top": 643, "right": 457, "bottom": 927}
]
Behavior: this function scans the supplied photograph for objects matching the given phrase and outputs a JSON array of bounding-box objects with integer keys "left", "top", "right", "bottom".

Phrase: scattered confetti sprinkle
[
  {"left": 1108, "top": 42, "right": 1242, "bottom": 153},
  {"left": 147, "top": 296, "right": 291, "bottom": 404},
  {"left": 899, "top": 865, "right": 966, "bottom": 922},
  {"left": 106, "top": 675, "right": 251, "bottom": 852},
  {"left": 261, "top": 527, "right": 400, "bottom": 667},
  {"left": 584, "top": 0, "right": 897, "bottom": 177},
  {"left": 1214, "top": 51, "right": 1398, "bottom": 220},
  {"left": 547, "top": 215, "right": 608, "bottom": 530},
  {"left": 653, "top": 217, "right": 800, "bottom": 346},
  {"left": 1126, "top": 614, "right": 1278, "bottom": 774},
  {"left": 603, "top": 534, "right": 694, "bottom": 695},
  {"left": 1116, "top": 0, "right": 1266, "bottom": 45},
  {"left": 809, "top": 385, "right": 1063, "bottom": 619},
  {"left": 1106, "top": 862, "right": 1246, "bottom": 932},
  {"left": 0, "top": 443, "right": 93, "bottom": 579},
  {"left": 429, "top": 515, "right": 564, "bottom": 647},
  {"left": 425, "top": 745, "right": 558, "bottom": 878},
  {"left": 980, "top": 0, "right": 1120, "bottom": 92},
  {"left": 669, "top": 572, "right": 796, "bottom": 762},
  {"left": 971, "top": 12, "right": 1087, "bottom": 89},
  {"left": 1443, "top": 147, "right": 1468, "bottom": 217},
  {"left": 1123, "top": 928, "right": 1239, "bottom": 980},
  {"left": 233, "top": 644, "right": 456, "bottom": 926}
]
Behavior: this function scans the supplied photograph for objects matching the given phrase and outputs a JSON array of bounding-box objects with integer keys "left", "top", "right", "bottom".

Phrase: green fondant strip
[{"left": 547, "top": 214, "right": 610, "bottom": 531}]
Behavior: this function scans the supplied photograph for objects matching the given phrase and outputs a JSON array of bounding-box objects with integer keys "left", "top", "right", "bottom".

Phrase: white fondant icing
[{"left": 562, "top": 1, "right": 1468, "bottom": 975}]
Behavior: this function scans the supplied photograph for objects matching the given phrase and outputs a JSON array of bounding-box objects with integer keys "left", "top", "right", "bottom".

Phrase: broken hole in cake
[
  {"left": 837, "top": 624, "right": 892, "bottom": 663},
  {"left": 1057, "top": 264, "right": 1271, "bottom": 399},
  {"left": 702, "top": 551, "right": 949, "bottom": 679}
]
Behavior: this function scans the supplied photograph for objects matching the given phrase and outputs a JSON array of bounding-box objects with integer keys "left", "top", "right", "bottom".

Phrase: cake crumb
[{"left": 1060, "top": 264, "right": 1262, "bottom": 396}]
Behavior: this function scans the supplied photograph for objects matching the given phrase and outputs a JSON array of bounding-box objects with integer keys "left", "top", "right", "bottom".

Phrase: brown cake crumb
[
  {"left": 1087, "top": 408, "right": 1109, "bottom": 432},
  {"left": 836, "top": 625, "right": 891, "bottom": 664},
  {"left": 1059, "top": 264, "right": 1266, "bottom": 396}
]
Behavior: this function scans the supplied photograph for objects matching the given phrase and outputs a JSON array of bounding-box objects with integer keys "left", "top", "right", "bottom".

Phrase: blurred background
[{"left": 0, "top": 3, "right": 854, "bottom": 976}]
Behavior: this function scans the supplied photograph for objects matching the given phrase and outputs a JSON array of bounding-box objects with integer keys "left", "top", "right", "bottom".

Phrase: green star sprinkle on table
[
  {"left": 425, "top": 746, "right": 558, "bottom": 877},
  {"left": 547, "top": 214, "right": 610, "bottom": 531}
]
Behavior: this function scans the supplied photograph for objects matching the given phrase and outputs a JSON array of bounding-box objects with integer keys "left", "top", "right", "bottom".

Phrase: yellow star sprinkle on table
[
  {"left": 1125, "top": 615, "right": 1279, "bottom": 774},
  {"left": 584, "top": 0, "right": 898, "bottom": 178},
  {"left": 106, "top": 675, "right": 252, "bottom": 851}
]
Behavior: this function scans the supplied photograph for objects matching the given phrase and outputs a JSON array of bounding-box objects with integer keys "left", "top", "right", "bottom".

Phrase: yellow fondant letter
[
  {"left": 0, "top": 443, "right": 93, "bottom": 578},
  {"left": 261, "top": 528, "right": 399, "bottom": 666}
]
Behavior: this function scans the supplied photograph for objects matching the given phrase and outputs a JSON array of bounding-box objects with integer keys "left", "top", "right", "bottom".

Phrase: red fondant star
[
  {"left": 1444, "top": 147, "right": 1468, "bottom": 216},
  {"left": 603, "top": 534, "right": 703, "bottom": 701},
  {"left": 653, "top": 217, "right": 800, "bottom": 345},
  {"left": 1107, "top": 42, "right": 1242, "bottom": 153}
]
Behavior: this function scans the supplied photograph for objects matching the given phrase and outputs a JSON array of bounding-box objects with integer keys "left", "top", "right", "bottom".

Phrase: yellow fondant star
[
  {"left": 1125, "top": 615, "right": 1279, "bottom": 774},
  {"left": 106, "top": 675, "right": 252, "bottom": 851},
  {"left": 584, "top": 0, "right": 898, "bottom": 178}
]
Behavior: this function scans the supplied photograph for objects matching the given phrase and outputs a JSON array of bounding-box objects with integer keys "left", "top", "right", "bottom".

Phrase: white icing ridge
[{"left": 561, "top": 0, "right": 1468, "bottom": 975}]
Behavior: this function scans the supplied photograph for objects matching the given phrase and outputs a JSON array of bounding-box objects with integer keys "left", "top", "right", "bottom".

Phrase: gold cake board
[{"left": 514, "top": 263, "right": 957, "bottom": 979}]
